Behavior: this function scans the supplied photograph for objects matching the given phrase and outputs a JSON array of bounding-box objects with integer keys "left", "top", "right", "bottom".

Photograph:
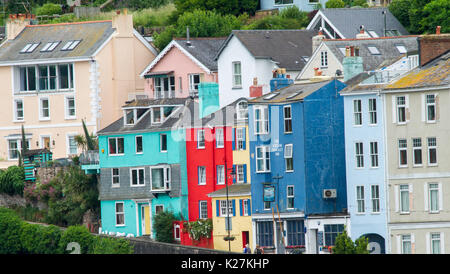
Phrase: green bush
[
  {"left": 36, "top": 3, "right": 63, "bottom": 16},
  {"left": 19, "top": 222, "right": 61, "bottom": 254},
  {"left": 326, "top": 0, "right": 346, "bottom": 8},
  {"left": 0, "top": 208, "right": 24, "bottom": 254},
  {"left": 153, "top": 210, "right": 177, "bottom": 243},
  {"left": 0, "top": 166, "right": 25, "bottom": 196},
  {"left": 58, "top": 225, "right": 94, "bottom": 254},
  {"left": 90, "top": 236, "right": 134, "bottom": 254}
]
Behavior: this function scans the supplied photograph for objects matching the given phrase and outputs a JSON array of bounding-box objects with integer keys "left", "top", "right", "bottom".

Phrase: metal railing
[{"left": 79, "top": 150, "right": 99, "bottom": 165}]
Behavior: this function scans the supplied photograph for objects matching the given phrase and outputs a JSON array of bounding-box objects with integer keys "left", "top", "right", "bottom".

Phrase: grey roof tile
[{"left": 174, "top": 37, "right": 227, "bottom": 71}]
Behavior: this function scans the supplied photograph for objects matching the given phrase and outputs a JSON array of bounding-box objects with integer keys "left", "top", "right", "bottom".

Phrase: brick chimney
[
  {"left": 418, "top": 29, "right": 450, "bottom": 66},
  {"left": 249, "top": 77, "right": 262, "bottom": 98},
  {"left": 343, "top": 46, "right": 363, "bottom": 82},
  {"left": 356, "top": 25, "right": 370, "bottom": 39},
  {"left": 112, "top": 8, "right": 133, "bottom": 38},
  {"left": 6, "top": 14, "right": 32, "bottom": 40},
  {"left": 312, "top": 27, "right": 326, "bottom": 53}
]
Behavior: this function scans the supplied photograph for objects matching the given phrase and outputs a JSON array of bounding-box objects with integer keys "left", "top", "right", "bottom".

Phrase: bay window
[{"left": 151, "top": 166, "right": 171, "bottom": 191}]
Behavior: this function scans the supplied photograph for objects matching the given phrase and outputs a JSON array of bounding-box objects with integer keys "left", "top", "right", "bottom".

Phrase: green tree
[
  {"left": 420, "top": 0, "right": 450, "bottom": 34},
  {"left": 174, "top": 0, "right": 258, "bottom": 17},
  {"left": 388, "top": 0, "right": 412, "bottom": 30},
  {"left": 0, "top": 207, "right": 24, "bottom": 254},
  {"left": 153, "top": 210, "right": 177, "bottom": 243},
  {"left": 407, "top": 0, "right": 433, "bottom": 34},
  {"left": 326, "top": 0, "right": 346, "bottom": 8},
  {"left": 332, "top": 229, "right": 369, "bottom": 254},
  {"left": 36, "top": 3, "right": 62, "bottom": 16},
  {"left": 58, "top": 225, "right": 94, "bottom": 254},
  {"left": 351, "top": 0, "right": 368, "bottom": 7}
]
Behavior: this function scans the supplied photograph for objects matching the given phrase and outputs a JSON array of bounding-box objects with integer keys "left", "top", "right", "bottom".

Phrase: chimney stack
[
  {"left": 312, "top": 27, "right": 326, "bottom": 53},
  {"left": 343, "top": 46, "right": 364, "bottom": 82},
  {"left": 250, "top": 77, "right": 262, "bottom": 98},
  {"left": 6, "top": 14, "right": 32, "bottom": 40},
  {"left": 356, "top": 25, "right": 370, "bottom": 39},
  {"left": 186, "top": 27, "right": 191, "bottom": 46},
  {"left": 436, "top": 26, "right": 441, "bottom": 35},
  {"left": 112, "top": 8, "right": 133, "bottom": 38}
]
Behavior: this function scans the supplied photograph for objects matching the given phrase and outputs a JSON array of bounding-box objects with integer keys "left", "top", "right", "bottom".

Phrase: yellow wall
[
  {"left": 233, "top": 125, "right": 251, "bottom": 183},
  {"left": 211, "top": 195, "right": 253, "bottom": 253}
]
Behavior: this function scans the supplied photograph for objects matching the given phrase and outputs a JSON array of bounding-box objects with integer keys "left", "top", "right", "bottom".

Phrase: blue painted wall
[
  {"left": 249, "top": 80, "right": 347, "bottom": 216},
  {"left": 343, "top": 93, "right": 387, "bottom": 250},
  {"left": 260, "top": 0, "right": 329, "bottom": 12}
]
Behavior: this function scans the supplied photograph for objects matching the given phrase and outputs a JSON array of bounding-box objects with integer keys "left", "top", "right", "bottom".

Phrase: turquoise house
[{"left": 96, "top": 97, "right": 194, "bottom": 238}]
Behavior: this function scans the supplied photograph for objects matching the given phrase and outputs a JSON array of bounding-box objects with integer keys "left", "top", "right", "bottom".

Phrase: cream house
[
  {"left": 0, "top": 11, "right": 157, "bottom": 167},
  {"left": 382, "top": 50, "right": 450, "bottom": 254}
]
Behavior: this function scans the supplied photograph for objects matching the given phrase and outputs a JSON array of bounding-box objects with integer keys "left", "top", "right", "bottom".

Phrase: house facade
[
  {"left": 259, "top": 0, "right": 328, "bottom": 12},
  {"left": 140, "top": 37, "right": 226, "bottom": 99},
  {"left": 248, "top": 74, "right": 348, "bottom": 254},
  {"left": 0, "top": 12, "right": 157, "bottom": 168},
  {"left": 383, "top": 49, "right": 450, "bottom": 254},
  {"left": 96, "top": 98, "right": 191, "bottom": 238},
  {"left": 216, "top": 30, "right": 314, "bottom": 108}
]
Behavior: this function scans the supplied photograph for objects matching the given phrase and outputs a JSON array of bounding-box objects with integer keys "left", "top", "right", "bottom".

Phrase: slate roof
[
  {"left": 216, "top": 29, "right": 315, "bottom": 71},
  {"left": 98, "top": 98, "right": 196, "bottom": 135},
  {"left": 324, "top": 36, "right": 418, "bottom": 72},
  {"left": 174, "top": 37, "right": 227, "bottom": 71},
  {"left": 197, "top": 97, "right": 249, "bottom": 127},
  {"left": 0, "top": 21, "right": 115, "bottom": 63},
  {"left": 318, "top": 8, "right": 409, "bottom": 39},
  {"left": 249, "top": 80, "right": 332, "bottom": 104},
  {"left": 207, "top": 183, "right": 251, "bottom": 198},
  {"left": 385, "top": 51, "right": 450, "bottom": 91}
]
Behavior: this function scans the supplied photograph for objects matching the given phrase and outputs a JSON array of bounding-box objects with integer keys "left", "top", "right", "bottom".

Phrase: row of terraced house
[{"left": 0, "top": 7, "right": 449, "bottom": 254}]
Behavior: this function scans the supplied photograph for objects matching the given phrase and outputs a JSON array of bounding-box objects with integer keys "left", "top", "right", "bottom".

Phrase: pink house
[{"left": 140, "top": 37, "right": 226, "bottom": 99}]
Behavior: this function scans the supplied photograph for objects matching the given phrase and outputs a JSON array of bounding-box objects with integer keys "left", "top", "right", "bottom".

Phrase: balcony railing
[{"left": 80, "top": 150, "right": 99, "bottom": 166}]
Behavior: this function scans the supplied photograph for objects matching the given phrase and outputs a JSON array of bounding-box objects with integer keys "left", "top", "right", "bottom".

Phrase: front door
[
  {"left": 242, "top": 231, "right": 249, "bottom": 248},
  {"left": 42, "top": 137, "right": 51, "bottom": 150},
  {"left": 309, "top": 229, "right": 318, "bottom": 254},
  {"left": 141, "top": 205, "right": 151, "bottom": 236}
]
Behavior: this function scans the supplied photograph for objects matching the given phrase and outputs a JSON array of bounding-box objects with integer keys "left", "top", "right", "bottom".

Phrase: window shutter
[
  {"left": 424, "top": 183, "right": 429, "bottom": 212},
  {"left": 439, "top": 183, "right": 443, "bottom": 211},
  {"left": 239, "top": 199, "right": 243, "bottom": 216},
  {"left": 232, "top": 128, "right": 235, "bottom": 150},
  {"left": 392, "top": 96, "right": 397, "bottom": 123},
  {"left": 421, "top": 94, "right": 425, "bottom": 122},
  {"left": 426, "top": 232, "right": 430, "bottom": 254},
  {"left": 242, "top": 127, "right": 246, "bottom": 150},
  {"left": 396, "top": 235, "right": 401, "bottom": 254},
  {"left": 232, "top": 165, "right": 236, "bottom": 184},
  {"left": 411, "top": 233, "right": 415, "bottom": 254},
  {"left": 409, "top": 183, "right": 413, "bottom": 212},
  {"left": 198, "top": 201, "right": 201, "bottom": 219},
  {"left": 435, "top": 93, "right": 440, "bottom": 121},
  {"left": 394, "top": 185, "right": 399, "bottom": 212},
  {"left": 247, "top": 199, "right": 251, "bottom": 216},
  {"left": 405, "top": 95, "right": 410, "bottom": 122},
  {"left": 232, "top": 199, "right": 236, "bottom": 216},
  {"left": 216, "top": 200, "right": 220, "bottom": 217},
  {"left": 243, "top": 164, "right": 247, "bottom": 183},
  {"left": 441, "top": 232, "right": 445, "bottom": 254}
]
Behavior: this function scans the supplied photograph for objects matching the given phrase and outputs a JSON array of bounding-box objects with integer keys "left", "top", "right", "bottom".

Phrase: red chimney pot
[{"left": 436, "top": 26, "right": 441, "bottom": 35}]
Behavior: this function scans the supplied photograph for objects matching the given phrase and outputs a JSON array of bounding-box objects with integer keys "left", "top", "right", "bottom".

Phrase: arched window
[{"left": 236, "top": 100, "right": 248, "bottom": 120}]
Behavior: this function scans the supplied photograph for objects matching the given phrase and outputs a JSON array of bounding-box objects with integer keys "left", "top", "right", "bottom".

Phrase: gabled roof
[
  {"left": 385, "top": 51, "right": 450, "bottom": 91},
  {"left": 215, "top": 29, "right": 315, "bottom": 71},
  {"left": 207, "top": 184, "right": 251, "bottom": 198},
  {"left": 0, "top": 21, "right": 115, "bottom": 64},
  {"left": 249, "top": 80, "right": 332, "bottom": 104},
  {"left": 140, "top": 37, "right": 227, "bottom": 77},
  {"left": 327, "top": 36, "right": 417, "bottom": 71},
  {"left": 307, "top": 8, "right": 409, "bottom": 39}
]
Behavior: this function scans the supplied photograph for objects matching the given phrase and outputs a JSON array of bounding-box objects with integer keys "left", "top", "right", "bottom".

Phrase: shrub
[
  {"left": 0, "top": 166, "right": 25, "bottom": 196},
  {"left": 153, "top": 210, "right": 177, "bottom": 243},
  {"left": 58, "top": 225, "right": 95, "bottom": 254},
  {"left": 36, "top": 3, "right": 62, "bottom": 16},
  {"left": 90, "top": 236, "right": 134, "bottom": 254},
  {"left": 325, "top": 0, "right": 346, "bottom": 8},
  {"left": 0, "top": 208, "right": 24, "bottom": 254},
  {"left": 184, "top": 218, "right": 212, "bottom": 241}
]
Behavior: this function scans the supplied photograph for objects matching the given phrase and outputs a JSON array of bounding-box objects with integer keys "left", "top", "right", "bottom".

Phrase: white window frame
[
  {"left": 108, "top": 137, "right": 125, "bottom": 156},
  {"left": 396, "top": 96, "right": 407, "bottom": 124},
  {"left": 370, "top": 141, "right": 378, "bottom": 168},
  {"left": 353, "top": 99, "right": 362, "bottom": 126},
  {"left": 236, "top": 127, "right": 245, "bottom": 150},
  {"left": 189, "top": 74, "right": 201, "bottom": 93},
  {"left": 160, "top": 134, "right": 167, "bottom": 152},
  {"left": 355, "top": 142, "right": 364, "bottom": 168},
  {"left": 219, "top": 200, "right": 233, "bottom": 217},
  {"left": 287, "top": 185, "right": 294, "bottom": 209},
  {"left": 135, "top": 135, "right": 143, "bottom": 154},
  {"left": 428, "top": 183, "right": 440, "bottom": 213},
  {"left": 7, "top": 138, "right": 30, "bottom": 161},
  {"left": 256, "top": 146, "right": 270, "bottom": 173},
  {"left": 65, "top": 95, "right": 76, "bottom": 120},
  {"left": 150, "top": 165, "right": 171, "bottom": 192},
  {"left": 412, "top": 138, "right": 422, "bottom": 167},
  {"left": 39, "top": 97, "right": 50, "bottom": 120},
  {"left": 398, "top": 139, "right": 408, "bottom": 168},
  {"left": 427, "top": 137, "right": 437, "bottom": 166},
  {"left": 130, "top": 167, "right": 145, "bottom": 187},
  {"left": 236, "top": 101, "right": 248, "bottom": 120},
  {"left": 320, "top": 51, "right": 328, "bottom": 67},
  {"left": 232, "top": 61, "right": 242, "bottom": 88},
  {"left": 198, "top": 166, "right": 206, "bottom": 185},
  {"left": 112, "top": 168, "right": 120, "bottom": 187},
  {"left": 368, "top": 98, "right": 377, "bottom": 125},
  {"left": 430, "top": 232, "right": 442, "bottom": 254},
  {"left": 284, "top": 144, "right": 294, "bottom": 172},
  {"left": 236, "top": 164, "right": 245, "bottom": 183},
  {"left": 371, "top": 185, "right": 380, "bottom": 213},
  {"left": 217, "top": 165, "right": 225, "bottom": 185},
  {"left": 254, "top": 105, "right": 269, "bottom": 135},
  {"left": 283, "top": 105, "right": 292, "bottom": 133},
  {"left": 264, "top": 201, "right": 271, "bottom": 210},
  {"left": 199, "top": 200, "right": 208, "bottom": 219},
  {"left": 66, "top": 133, "right": 78, "bottom": 156},
  {"left": 151, "top": 107, "right": 163, "bottom": 124},
  {"left": 174, "top": 223, "right": 181, "bottom": 241},
  {"left": 401, "top": 234, "right": 412, "bottom": 254},
  {"left": 426, "top": 94, "right": 436, "bottom": 123},
  {"left": 356, "top": 185, "right": 365, "bottom": 214},
  {"left": 197, "top": 129, "right": 205, "bottom": 149},
  {"left": 115, "top": 202, "right": 125, "bottom": 226},
  {"left": 13, "top": 98, "right": 24, "bottom": 122},
  {"left": 399, "top": 184, "right": 410, "bottom": 214},
  {"left": 216, "top": 128, "right": 224, "bottom": 148},
  {"left": 243, "top": 199, "right": 249, "bottom": 216}
]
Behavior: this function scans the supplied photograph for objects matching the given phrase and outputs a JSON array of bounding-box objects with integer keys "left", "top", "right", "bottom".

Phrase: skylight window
[
  {"left": 338, "top": 47, "right": 347, "bottom": 56},
  {"left": 368, "top": 30, "right": 379, "bottom": 38},
  {"left": 368, "top": 46, "right": 380, "bottom": 55},
  {"left": 41, "top": 41, "right": 60, "bottom": 52},
  {"left": 20, "top": 43, "right": 40, "bottom": 53},
  {"left": 396, "top": 44, "right": 407, "bottom": 54},
  {"left": 264, "top": 93, "right": 279, "bottom": 100},
  {"left": 287, "top": 91, "right": 302, "bottom": 99},
  {"left": 61, "top": 40, "right": 81, "bottom": 51}
]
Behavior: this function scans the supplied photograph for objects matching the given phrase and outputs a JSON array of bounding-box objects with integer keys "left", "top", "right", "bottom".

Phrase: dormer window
[
  {"left": 41, "top": 41, "right": 60, "bottom": 52},
  {"left": 20, "top": 43, "right": 40, "bottom": 53},
  {"left": 123, "top": 107, "right": 149, "bottom": 126},
  {"left": 236, "top": 100, "right": 248, "bottom": 120},
  {"left": 152, "top": 107, "right": 162, "bottom": 124},
  {"left": 61, "top": 40, "right": 81, "bottom": 51},
  {"left": 150, "top": 106, "right": 176, "bottom": 125}
]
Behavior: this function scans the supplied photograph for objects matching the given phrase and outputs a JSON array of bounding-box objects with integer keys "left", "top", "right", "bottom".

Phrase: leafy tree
[
  {"left": 332, "top": 229, "right": 369, "bottom": 254},
  {"left": 174, "top": 0, "right": 258, "bottom": 17},
  {"left": 420, "top": 0, "right": 450, "bottom": 34},
  {"left": 153, "top": 210, "right": 177, "bottom": 243},
  {"left": 58, "top": 225, "right": 94, "bottom": 254},
  {"left": 351, "top": 0, "right": 368, "bottom": 7},
  {"left": 35, "top": 3, "right": 62, "bottom": 16},
  {"left": 0, "top": 207, "right": 23, "bottom": 254},
  {"left": 0, "top": 165, "right": 25, "bottom": 196},
  {"left": 326, "top": 0, "right": 346, "bottom": 8},
  {"left": 388, "top": 0, "right": 412, "bottom": 30},
  {"left": 407, "top": 0, "right": 433, "bottom": 34}
]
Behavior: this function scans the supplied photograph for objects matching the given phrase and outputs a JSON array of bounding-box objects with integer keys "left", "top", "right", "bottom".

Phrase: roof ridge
[
  {"left": 174, "top": 37, "right": 228, "bottom": 40},
  {"left": 27, "top": 20, "right": 112, "bottom": 27},
  {"left": 324, "top": 35, "right": 419, "bottom": 42}
]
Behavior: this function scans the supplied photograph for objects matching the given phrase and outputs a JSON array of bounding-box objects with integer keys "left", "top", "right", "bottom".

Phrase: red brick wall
[{"left": 419, "top": 34, "right": 450, "bottom": 66}]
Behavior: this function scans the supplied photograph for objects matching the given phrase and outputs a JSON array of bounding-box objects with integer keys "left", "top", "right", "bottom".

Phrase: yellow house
[
  {"left": 0, "top": 11, "right": 157, "bottom": 168},
  {"left": 208, "top": 184, "right": 252, "bottom": 253}
]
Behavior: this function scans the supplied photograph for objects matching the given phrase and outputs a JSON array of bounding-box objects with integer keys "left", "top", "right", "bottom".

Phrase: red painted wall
[{"left": 185, "top": 126, "right": 233, "bottom": 248}]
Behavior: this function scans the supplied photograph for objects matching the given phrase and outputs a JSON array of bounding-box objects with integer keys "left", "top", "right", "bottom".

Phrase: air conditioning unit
[{"left": 323, "top": 189, "right": 337, "bottom": 199}]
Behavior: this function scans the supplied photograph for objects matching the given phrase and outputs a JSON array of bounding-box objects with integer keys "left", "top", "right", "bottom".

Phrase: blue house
[
  {"left": 95, "top": 97, "right": 193, "bottom": 238},
  {"left": 259, "top": 0, "right": 329, "bottom": 12},
  {"left": 248, "top": 72, "right": 348, "bottom": 254}
]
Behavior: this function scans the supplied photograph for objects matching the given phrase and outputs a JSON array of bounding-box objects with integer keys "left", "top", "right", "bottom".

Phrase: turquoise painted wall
[{"left": 101, "top": 200, "right": 138, "bottom": 236}]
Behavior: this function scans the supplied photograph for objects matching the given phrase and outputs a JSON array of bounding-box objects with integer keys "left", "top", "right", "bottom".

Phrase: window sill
[
  {"left": 151, "top": 189, "right": 171, "bottom": 192},
  {"left": 65, "top": 117, "right": 77, "bottom": 120},
  {"left": 109, "top": 154, "right": 125, "bottom": 156},
  {"left": 39, "top": 118, "right": 51, "bottom": 121},
  {"left": 428, "top": 164, "right": 438, "bottom": 167},
  {"left": 399, "top": 212, "right": 410, "bottom": 215},
  {"left": 368, "top": 124, "right": 378, "bottom": 127},
  {"left": 13, "top": 120, "right": 25, "bottom": 123},
  {"left": 232, "top": 86, "right": 242, "bottom": 90},
  {"left": 285, "top": 170, "right": 294, "bottom": 173},
  {"left": 130, "top": 184, "right": 146, "bottom": 187},
  {"left": 136, "top": 152, "right": 143, "bottom": 155},
  {"left": 284, "top": 131, "right": 293, "bottom": 134},
  {"left": 426, "top": 120, "right": 437, "bottom": 124},
  {"left": 256, "top": 171, "right": 271, "bottom": 174},
  {"left": 428, "top": 211, "right": 440, "bottom": 214},
  {"left": 115, "top": 224, "right": 126, "bottom": 227},
  {"left": 112, "top": 185, "right": 120, "bottom": 188}
]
